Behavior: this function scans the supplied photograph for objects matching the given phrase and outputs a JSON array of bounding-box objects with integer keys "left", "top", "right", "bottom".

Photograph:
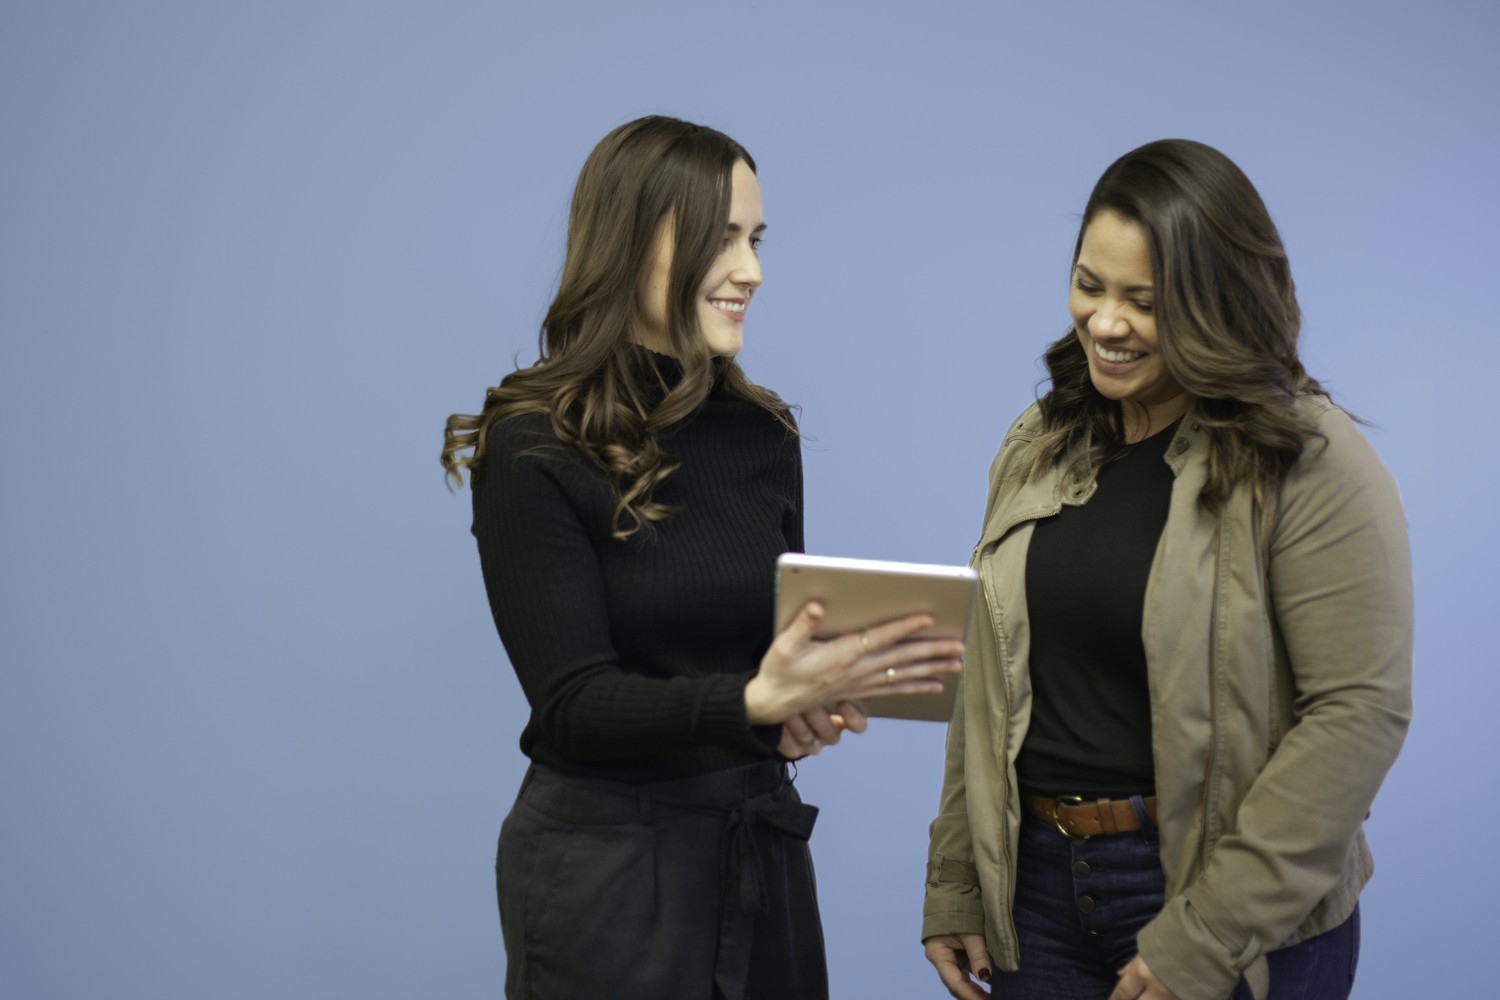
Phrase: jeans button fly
[
  {"left": 1072, "top": 861, "right": 1090, "bottom": 877},
  {"left": 1077, "top": 896, "right": 1096, "bottom": 914}
]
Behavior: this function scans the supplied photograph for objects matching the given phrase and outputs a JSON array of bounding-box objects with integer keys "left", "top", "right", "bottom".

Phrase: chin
[{"left": 1087, "top": 373, "right": 1127, "bottom": 402}]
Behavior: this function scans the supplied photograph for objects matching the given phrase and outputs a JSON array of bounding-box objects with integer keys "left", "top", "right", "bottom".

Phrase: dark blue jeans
[{"left": 990, "top": 807, "right": 1359, "bottom": 1000}]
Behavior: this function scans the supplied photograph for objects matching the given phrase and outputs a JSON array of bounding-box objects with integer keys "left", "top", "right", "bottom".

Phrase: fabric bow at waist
[{"left": 722, "top": 792, "right": 819, "bottom": 914}]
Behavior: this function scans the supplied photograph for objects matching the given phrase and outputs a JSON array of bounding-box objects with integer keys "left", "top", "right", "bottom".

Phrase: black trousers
[{"left": 496, "top": 761, "right": 829, "bottom": 1000}]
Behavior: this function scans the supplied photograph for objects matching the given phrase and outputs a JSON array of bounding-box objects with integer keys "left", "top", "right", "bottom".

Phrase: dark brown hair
[
  {"left": 441, "top": 116, "right": 792, "bottom": 538},
  {"left": 1028, "top": 139, "right": 1327, "bottom": 514}
]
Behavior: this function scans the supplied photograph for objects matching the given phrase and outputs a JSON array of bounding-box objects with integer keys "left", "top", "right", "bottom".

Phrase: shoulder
[
  {"left": 484, "top": 411, "right": 586, "bottom": 470},
  {"left": 1275, "top": 394, "right": 1405, "bottom": 537},
  {"left": 706, "top": 364, "right": 798, "bottom": 432},
  {"left": 990, "top": 401, "right": 1045, "bottom": 470},
  {"left": 707, "top": 386, "right": 796, "bottom": 425},
  {"left": 1292, "top": 392, "right": 1344, "bottom": 432},
  {"left": 488, "top": 410, "right": 556, "bottom": 450},
  {"left": 1289, "top": 395, "right": 1392, "bottom": 484},
  {"left": 1002, "top": 402, "right": 1044, "bottom": 444},
  {"left": 696, "top": 393, "right": 801, "bottom": 449},
  {"left": 977, "top": 402, "right": 1047, "bottom": 508},
  {"left": 474, "top": 411, "right": 594, "bottom": 495}
]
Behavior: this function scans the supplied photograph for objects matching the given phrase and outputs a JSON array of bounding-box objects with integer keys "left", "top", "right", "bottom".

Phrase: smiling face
[
  {"left": 636, "top": 159, "right": 764, "bottom": 359},
  {"left": 1069, "top": 209, "right": 1190, "bottom": 440}
]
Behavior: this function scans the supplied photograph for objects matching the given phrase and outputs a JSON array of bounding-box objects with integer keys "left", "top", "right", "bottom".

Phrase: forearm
[
  {"left": 924, "top": 684, "right": 988, "bottom": 940},
  {"left": 1135, "top": 694, "right": 1405, "bottom": 998},
  {"left": 524, "top": 664, "right": 775, "bottom": 762},
  {"left": 477, "top": 428, "right": 776, "bottom": 763}
]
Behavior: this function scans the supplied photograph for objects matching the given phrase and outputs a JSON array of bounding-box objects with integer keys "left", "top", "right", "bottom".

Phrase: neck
[
  {"left": 630, "top": 329, "right": 675, "bottom": 358},
  {"left": 1121, "top": 394, "right": 1192, "bottom": 444}
]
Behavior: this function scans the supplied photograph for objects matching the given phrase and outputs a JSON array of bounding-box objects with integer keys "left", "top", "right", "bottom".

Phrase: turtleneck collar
[{"left": 628, "top": 344, "right": 728, "bottom": 408}]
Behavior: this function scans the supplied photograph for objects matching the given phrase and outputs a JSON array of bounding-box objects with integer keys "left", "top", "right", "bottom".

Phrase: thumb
[
  {"left": 962, "top": 933, "right": 993, "bottom": 981},
  {"left": 781, "top": 600, "right": 826, "bottom": 645},
  {"left": 833, "top": 700, "right": 869, "bottom": 733}
]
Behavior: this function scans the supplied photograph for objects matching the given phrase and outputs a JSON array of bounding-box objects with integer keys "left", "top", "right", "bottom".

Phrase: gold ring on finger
[
  {"left": 886, "top": 667, "right": 896, "bottom": 685},
  {"left": 859, "top": 628, "right": 873, "bottom": 654}
]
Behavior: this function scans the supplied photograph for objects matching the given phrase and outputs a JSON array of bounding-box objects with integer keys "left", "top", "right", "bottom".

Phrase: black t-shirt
[{"left": 1015, "top": 420, "right": 1178, "bottom": 799}]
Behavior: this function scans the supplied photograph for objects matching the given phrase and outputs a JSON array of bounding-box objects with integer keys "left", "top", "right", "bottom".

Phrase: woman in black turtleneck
[{"left": 442, "top": 116, "right": 963, "bottom": 1000}]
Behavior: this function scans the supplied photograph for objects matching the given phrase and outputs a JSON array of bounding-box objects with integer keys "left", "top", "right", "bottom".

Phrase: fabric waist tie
[
  {"left": 722, "top": 788, "right": 819, "bottom": 913},
  {"left": 712, "top": 782, "right": 817, "bottom": 1000},
  {"left": 517, "top": 762, "right": 819, "bottom": 1000}
]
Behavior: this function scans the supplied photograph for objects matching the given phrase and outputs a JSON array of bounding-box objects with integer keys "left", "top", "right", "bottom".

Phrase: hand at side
[
  {"left": 1109, "top": 954, "right": 1179, "bottom": 1000},
  {"left": 924, "top": 933, "right": 992, "bottom": 1000}
]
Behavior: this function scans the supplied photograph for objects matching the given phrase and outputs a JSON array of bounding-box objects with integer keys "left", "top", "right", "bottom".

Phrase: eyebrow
[
  {"left": 727, "top": 222, "right": 768, "bottom": 235},
  {"left": 1075, "top": 262, "right": 1152, "bottom": 295}
]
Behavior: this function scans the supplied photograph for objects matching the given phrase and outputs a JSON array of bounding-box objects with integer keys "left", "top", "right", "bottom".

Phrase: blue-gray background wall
[{"left": 3, "top": 1, "right": 1492, "bottom": 996}]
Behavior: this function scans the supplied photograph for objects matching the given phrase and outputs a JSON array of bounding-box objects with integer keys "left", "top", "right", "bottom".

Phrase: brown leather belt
[{"left": 1024, "top": 794, "right": 1158, "bottom": 840}]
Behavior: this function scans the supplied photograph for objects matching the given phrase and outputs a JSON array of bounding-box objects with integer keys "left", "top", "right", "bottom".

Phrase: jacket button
[
  {"left": 1072, "top": 861, "right": 1090, "bottom": 877},
  {"left": 1174, "top": 438, "right": 1189, "bottom": 454},
  {"left": 1077, "top": 896, "right": 1096, "bottom": 913}
]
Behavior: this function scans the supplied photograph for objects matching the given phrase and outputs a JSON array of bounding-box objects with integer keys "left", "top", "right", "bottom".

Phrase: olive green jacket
[{"left": 923, "top": 397, "right": 1412, "bottom": 1000}]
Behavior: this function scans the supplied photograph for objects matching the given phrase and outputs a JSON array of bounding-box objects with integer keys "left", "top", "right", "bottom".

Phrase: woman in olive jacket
[{"left": 922, "top": 140, "right": 1412, "bottom": 1000}]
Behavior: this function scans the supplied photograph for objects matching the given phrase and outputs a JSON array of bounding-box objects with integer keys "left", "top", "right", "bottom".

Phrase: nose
[
  {"left": 1089, "top": 300, "right": 1129, "bottom": 339},
  {"left": 729, "top": 243, "right": 762, "bottom": 290}
]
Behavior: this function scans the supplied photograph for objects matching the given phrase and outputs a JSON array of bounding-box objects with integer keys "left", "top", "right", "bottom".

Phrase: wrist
[{"left": 744, "top": 674, "right": 786, "bottom": 726}]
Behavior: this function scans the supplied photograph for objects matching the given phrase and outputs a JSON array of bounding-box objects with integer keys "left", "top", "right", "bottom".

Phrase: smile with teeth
[
  {"left": 709, "top": 298, "right": 747, "bottom": 318},
  {"left": 1095, "top": 343, "right": 1146, "bottom": 364}
]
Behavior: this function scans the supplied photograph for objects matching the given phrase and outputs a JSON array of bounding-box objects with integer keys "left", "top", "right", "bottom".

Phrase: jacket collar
[{"left": 977, "top": 402, "right": 1211, "bottom": 551}]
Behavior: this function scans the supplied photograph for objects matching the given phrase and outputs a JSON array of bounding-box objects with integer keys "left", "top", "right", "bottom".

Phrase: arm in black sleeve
[
  {"left": 473, "top": 418, "right": 773, "bottom": 765},
  {"left": 784, "top": 432, "right": 805, "bottom": 555}
]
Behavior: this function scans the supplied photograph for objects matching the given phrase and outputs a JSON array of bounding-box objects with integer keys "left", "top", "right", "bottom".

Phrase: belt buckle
[{"left": 1050, "top": 794, "right": 1087, "bottom": 840}]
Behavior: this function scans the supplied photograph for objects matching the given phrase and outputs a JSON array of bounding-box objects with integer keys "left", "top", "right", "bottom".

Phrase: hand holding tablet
[{"left": 773, "top": 553, "right": 978, "bottom": 722}]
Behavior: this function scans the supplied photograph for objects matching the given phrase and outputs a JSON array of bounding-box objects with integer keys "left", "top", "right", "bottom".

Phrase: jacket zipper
[
  {"left": 979, "top": 552, "right": 1022, "bottom": 958},
  {"left": 1197, "top": 520, "right": 1227, "bottom": 878}
]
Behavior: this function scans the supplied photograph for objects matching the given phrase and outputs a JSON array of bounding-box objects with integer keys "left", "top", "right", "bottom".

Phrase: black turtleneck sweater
[{"left": 471, "top": 354, "right": 802, "bottom": 782}]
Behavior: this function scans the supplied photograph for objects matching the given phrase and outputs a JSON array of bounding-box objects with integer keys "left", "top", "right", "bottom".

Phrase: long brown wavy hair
[
  {"left": 442, "top": 116, "right": 793, "bottom": 539},
  {"left": 1027, "top": 139, "right": 1328, "bottom": 516}
]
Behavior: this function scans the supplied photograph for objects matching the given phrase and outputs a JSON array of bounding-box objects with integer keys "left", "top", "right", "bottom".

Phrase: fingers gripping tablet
[{"left": 774, "top": 553, "right": 977, "bottom": 722}]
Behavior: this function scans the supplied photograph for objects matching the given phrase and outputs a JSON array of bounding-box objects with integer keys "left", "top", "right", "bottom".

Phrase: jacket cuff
[
  {"left": 921, "top": 897, "right": 986, "bottom": 942},
  {"left": 921, "top": 854, "right": 986, "bottom": 941},
  {"left": 1136, "top": 887, "right": 1261, "bottom": 1000}
]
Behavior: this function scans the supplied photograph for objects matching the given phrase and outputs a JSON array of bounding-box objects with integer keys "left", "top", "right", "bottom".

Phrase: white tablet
[{"left": 774, "top": 552, "right": 977, "bottom": 722}]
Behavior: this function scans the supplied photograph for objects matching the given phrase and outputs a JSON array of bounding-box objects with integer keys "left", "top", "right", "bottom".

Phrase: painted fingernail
[{"left": 978, "top": 968, "right": 991, "bottom": 982}]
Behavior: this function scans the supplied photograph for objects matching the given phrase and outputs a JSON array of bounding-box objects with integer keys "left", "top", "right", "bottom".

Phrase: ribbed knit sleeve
[{"left": 472, "top": 396, "right": 801, "bottom": 781}]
